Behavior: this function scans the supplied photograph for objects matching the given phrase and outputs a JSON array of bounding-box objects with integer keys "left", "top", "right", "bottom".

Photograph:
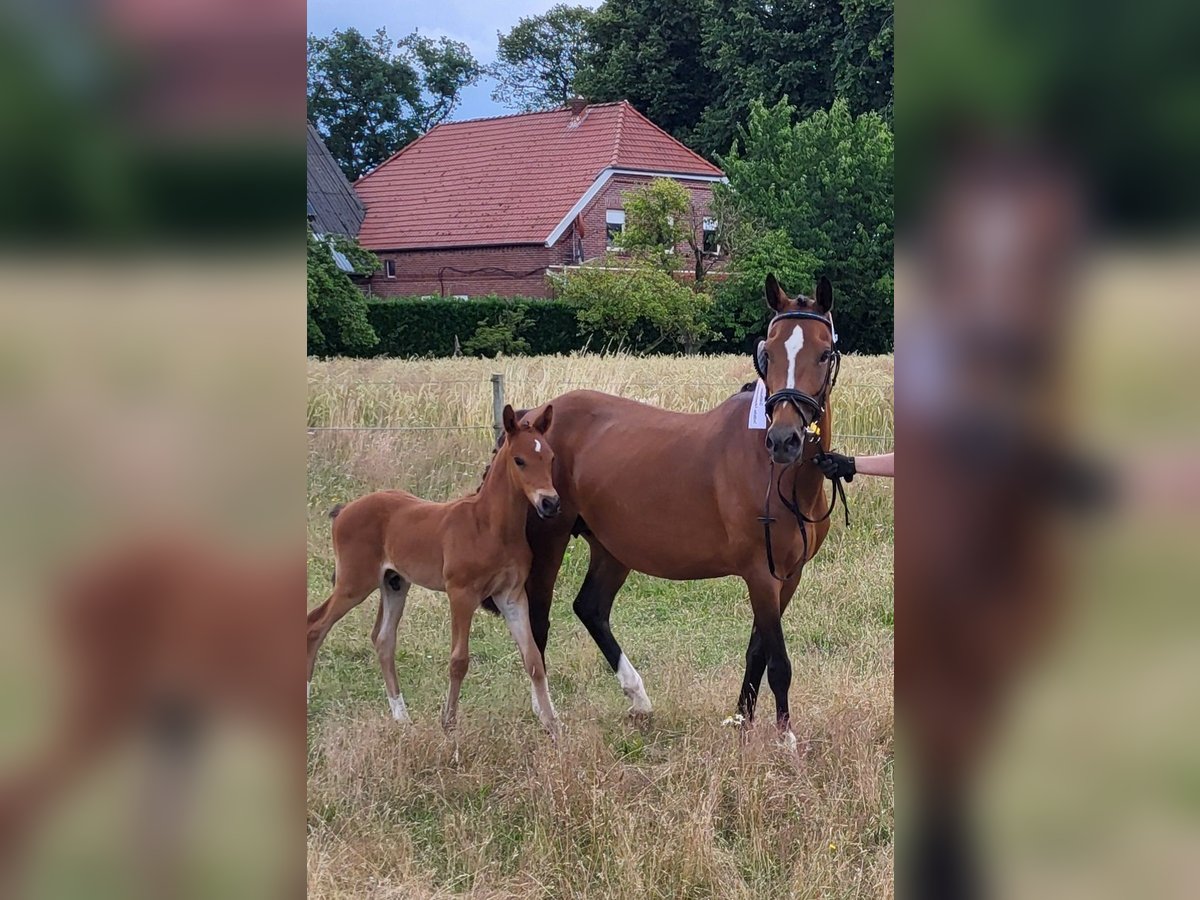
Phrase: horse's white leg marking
[
  {"left": 531, "top": 681, "right": 557, "bottom": 718},
  {"left": 617, "top": 654, "right": 652, "bottom": 713},
  {"left": 388, "top": 695, "right": 411, "bottom": 723},
  {"left": 498, "top": 594, "right": 557, "bottom": 728},
  {"left": 376, "top": 579, "right": 411, "bottom": 724},
  {"left": 784, "top": 325, "right": 805, "bottom": 389}
]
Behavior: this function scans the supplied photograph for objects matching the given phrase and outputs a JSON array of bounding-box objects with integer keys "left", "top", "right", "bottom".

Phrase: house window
[
  {"left": 703, "top": 218, "right": 720, "bottom": 256},
  {"left": 605, "top": 209, "right": 625, "bottom": 249},
  {"left": 384, "top": 259, "right": 396, "bottom": 279}
]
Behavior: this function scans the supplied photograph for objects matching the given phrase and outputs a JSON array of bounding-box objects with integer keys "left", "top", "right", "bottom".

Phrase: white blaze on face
[
  {"left": 784, "top": 325, "right": 805, "bottom": 388},
  {"left": 534, "top": 439, "right": 541, "bottom": 452}
]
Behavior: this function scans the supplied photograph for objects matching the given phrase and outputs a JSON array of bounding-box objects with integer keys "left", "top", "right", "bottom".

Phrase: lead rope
[{"left": 760, "top": 450, "right": 852, "bottom": 582}]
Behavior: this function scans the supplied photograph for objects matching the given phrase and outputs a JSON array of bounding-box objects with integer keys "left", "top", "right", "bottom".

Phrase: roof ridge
[
  {"left": 434, "top": 101, "right": 626, "bottom": 128},
  {"left": 617, "top": 102, "right": 723, "bottom": 175},
  {"left": 609, "top": 100, "right": 627, "bottom": 167}
]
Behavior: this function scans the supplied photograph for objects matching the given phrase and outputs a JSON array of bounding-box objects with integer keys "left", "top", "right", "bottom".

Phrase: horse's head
[
  {"left": 755, "top": 274, "right": 840, "bottom": 465},
  {"left": 500, "top": 404, "right": 560, "bottom": 519}
]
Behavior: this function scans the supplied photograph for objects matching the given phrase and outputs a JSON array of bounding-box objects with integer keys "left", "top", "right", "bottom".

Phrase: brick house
[{"left": 354, "top": 100, "right": 726, "bottom": 298}]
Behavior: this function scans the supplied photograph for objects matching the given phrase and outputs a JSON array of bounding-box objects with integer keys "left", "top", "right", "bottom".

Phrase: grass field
[{"left": 307, "top": 353, "right": 894, "bottom": 899}]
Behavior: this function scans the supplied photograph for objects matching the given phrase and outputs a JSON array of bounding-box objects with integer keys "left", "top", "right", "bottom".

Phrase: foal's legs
[
  {"left": 737, "top": 571, "right": 802, "bottom": 721},
  {"left": 370, "top": 573, "right": 412, "bottom": 722},
  {"left": 496, "top": 589, "right": 558, "bottom": 731},
  {"left": 573, "top": 540, "right": 651, "bottom": 714},
  {"left": 306, "top": 565, "right": 379, "bottom": 690},
  {"left": 441, "top": 589, "right": 476, "bottom": 729}
]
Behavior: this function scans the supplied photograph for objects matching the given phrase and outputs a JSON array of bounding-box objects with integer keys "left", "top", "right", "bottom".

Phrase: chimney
[{"left": 567, "top": 97, "right": 587, "bottom": 117}]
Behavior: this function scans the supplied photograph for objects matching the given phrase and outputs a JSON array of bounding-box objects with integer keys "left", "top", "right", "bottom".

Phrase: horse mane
[{"left": 476, "top": 408, "right": 529, "bottom": 493}]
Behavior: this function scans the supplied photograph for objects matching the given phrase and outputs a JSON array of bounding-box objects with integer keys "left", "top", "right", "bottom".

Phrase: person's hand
[{"left": 815, "top": 451, "right": 855, "bottom": 482}]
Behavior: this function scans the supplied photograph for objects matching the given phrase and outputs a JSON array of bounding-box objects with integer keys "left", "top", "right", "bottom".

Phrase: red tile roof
[{"left": 354, "top": 101, "right": 724, "bottom": 251}]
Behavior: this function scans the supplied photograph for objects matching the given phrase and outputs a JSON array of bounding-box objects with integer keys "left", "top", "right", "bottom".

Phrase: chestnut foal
[{"left": 306, "top": 405, "right": 561, "bottom": 731}]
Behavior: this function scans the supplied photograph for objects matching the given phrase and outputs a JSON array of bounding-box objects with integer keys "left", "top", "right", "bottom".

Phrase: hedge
[
  {"left": 361, "top": 295, "right": 759, "bottom": 359},
  {"left": 366, "top": 296, "right": 583, "bottom": 358}
]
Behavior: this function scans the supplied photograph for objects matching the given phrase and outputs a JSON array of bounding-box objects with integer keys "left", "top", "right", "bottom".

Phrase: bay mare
[{"left": 510, "top": 276, "right": 841, "bottom": 737}]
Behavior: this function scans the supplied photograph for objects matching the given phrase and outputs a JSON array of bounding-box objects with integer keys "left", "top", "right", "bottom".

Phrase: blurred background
[
  {"left": 899, "top": 0, "right": 1200, "bottom": 897},
  {"left": 0, "top": 0, "right": 304, "bottom": 896}
]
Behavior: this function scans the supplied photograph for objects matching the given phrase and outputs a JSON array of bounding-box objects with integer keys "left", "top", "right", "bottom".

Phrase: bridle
[
  {"left": 753, "top": 308, "right": 850, "bottom": 581},
  {"left": 753, "top": 309, "right": 842, "bottom": 429}
]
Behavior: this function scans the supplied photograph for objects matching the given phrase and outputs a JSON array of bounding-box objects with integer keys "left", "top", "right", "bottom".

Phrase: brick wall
[
  {"left": 364, "top": 243, "right": 568, "bottom": 299},
  {"left": 361, "top": 175, "right": 720, "bottom": 299}
]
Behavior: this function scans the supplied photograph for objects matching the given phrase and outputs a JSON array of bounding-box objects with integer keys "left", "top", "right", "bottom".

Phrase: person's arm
[
  {"left": 853, "top": 452, "right": 894, "bottom": 478},
  {"left": 814, "top": 450, "right": 895, "bottom": 480}
]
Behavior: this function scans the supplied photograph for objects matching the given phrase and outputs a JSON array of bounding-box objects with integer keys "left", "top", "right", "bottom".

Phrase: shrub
[
  {"left": 307, "top": 229, "right": 379, "bottom": 356},
  {"left": 551, "top": 261, "right": 713, "bottom": 354},
  {"left": 462, "top": 305, "right": 532, "bottom": 357}
]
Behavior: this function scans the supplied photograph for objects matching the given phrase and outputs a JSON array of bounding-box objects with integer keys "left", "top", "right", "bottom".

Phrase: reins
[{"left": 753, "top": 308, "right": 852, "bottom": 582}]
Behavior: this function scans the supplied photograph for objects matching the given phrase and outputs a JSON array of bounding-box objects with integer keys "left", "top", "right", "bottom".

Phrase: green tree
[
  {"left": 710, "top": 228, "right": 821, "bottom": 345},
  {"left": 720, "top": 97, "right": 893, "bottom": 353},
  {"left": 551, "top": 262, "right": 712, "bottom": 354},
  {"left": 307, "top": 28, "right": 480, "bottom": 180},
  {"left": 617, "top": 178, "right": 719, "bottom": 285},
  {"left": 575, "top": 0, "right": 717, "bottom": 145},
  {"left": 307, "top": 229, "right": 379, "bottom": 356},
  {"left": 491, "top": 5, "right": 596, "bottom": 111},
  {"left": 575, "top": 0, "right": 894, "bottom": 158}
]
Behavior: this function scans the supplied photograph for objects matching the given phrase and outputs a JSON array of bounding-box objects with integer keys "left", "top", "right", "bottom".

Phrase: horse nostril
[{"left": 540, "top": 496, "right": 560, "bottom": 516}]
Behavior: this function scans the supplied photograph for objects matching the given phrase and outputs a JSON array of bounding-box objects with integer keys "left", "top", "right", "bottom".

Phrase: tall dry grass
[{"left": 307, "top": 353, "right": 893, "bottom": 899}]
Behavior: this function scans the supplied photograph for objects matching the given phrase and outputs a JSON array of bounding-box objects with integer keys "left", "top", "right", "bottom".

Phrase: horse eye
[
  {"left": 819, "top": 349, "right": 833, "bottom": 362},
  {"left": 514, "top": 457, "right": 526, "bottom": 468}
]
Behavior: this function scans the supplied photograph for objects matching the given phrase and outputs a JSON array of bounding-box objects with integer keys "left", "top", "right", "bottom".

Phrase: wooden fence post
[{"left": 491, "top": 373, "right": 505, "bottom": 444}]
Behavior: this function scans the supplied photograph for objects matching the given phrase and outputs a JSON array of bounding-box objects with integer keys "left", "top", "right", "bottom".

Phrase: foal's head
[
  {"left": 499, "top": 404, "right": 560, "bottom": 519},
  {"left": 757, "top": 274, "right": 838, "bottom": 465}
]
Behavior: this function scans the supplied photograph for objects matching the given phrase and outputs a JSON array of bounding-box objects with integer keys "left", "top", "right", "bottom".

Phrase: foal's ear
[
  {"left": 532, "top": 403, "right": 553, "bottom": 434},
  {"left": 502, "top": 404, "right": 517, "bottom": 434},
  {"left": 764, "top": 273, "right": 789, "bottom": 312},
  {"left": 814, "top": 275, "right": 833, "bottom": 313}
]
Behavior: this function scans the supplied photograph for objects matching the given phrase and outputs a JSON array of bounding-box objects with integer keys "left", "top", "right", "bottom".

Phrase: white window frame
[
  {"left": 605, "top": 209, "right": 625, "bottom": 249},
  {"left": 384, "top": 259, "right": 396, "bottom": 279},
  {"left": 702, "top": 217, "right": 720, "bottom": 256}
]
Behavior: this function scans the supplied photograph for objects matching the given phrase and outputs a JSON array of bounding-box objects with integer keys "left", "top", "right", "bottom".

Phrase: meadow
[{"left": 307, "top": 353, "right": 894, "bottom": 899}]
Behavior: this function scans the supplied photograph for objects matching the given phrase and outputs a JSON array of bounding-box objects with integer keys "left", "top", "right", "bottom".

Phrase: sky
[{"left": 307, "top": 0, "right": 600, "bottom": 122}]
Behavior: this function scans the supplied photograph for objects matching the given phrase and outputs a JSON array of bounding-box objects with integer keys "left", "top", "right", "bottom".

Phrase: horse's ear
[
  {"left": 815, "top": 275, "right": 833, "bottom": 313},
  {"left": 532, "top": 403, "right": 553, "bottom": 434},
  {"left": 764, "top": 273, "right": 788, "bottom": 312},
  {"left": 502, "top": 404, "right": 517, "bottom": 434}
]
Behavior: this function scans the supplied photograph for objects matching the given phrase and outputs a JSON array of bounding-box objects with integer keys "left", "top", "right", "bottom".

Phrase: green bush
[
  {"left": 551, "top": 261, "right": 713, "bottom": 354},
  {"left": 366, "top": 296, "right": 583, "bottom": 358},
  {"left": 307, "top": 229, "right": 379, "bottom": 356}
]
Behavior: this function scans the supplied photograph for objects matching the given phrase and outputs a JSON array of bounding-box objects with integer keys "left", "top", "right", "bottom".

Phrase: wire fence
[{"left": 307, "top": 374, "right": 893, "bottom": 446}]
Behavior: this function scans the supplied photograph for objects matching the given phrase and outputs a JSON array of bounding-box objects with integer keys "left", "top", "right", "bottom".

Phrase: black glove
[{"left": 815, "top": 451, "right": 855, "bottom": 482}]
